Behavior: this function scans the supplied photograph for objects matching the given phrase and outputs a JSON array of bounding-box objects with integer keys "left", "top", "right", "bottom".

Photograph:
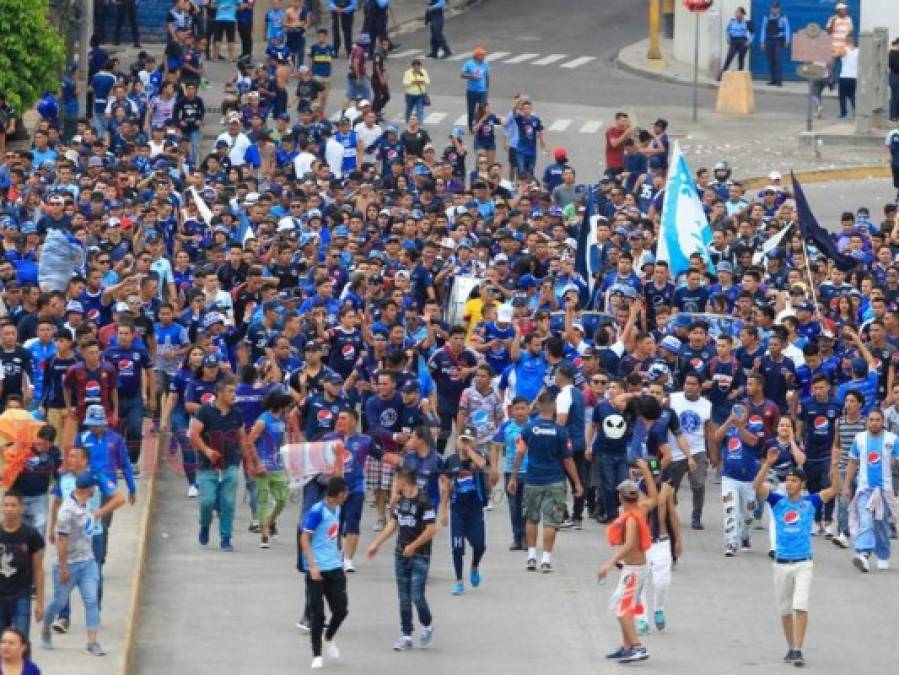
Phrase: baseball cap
[
  {"left": 659, "top": 336, "right": 682, "bottom": 354},
  {"left": 75, "top": 471, "right": 99, "bottom": 490},
  {"left": 617, "top": 479, "right": 640, "bottom": 497},
  {"left": 458, "top": 427, "right": 478, "bottom": 441},
  {"left": 305, "top": 340, "right": 323, "bottom": 352},
  {"left": 262, "top": 300, "right": 280, "bottom": 314},
  {"left": 65, "top": 300, "right": 84, "bottom": 314},
  {"left": 83, "top": 405, "right": 108, "bottom": 427},
  {"left": 54, "top": 328, "right": 73, "bottom": 341},
  {"left": 768, "top": 170, "right": 782, "bottom": 181},
  {"left": 202, "top": 312, "right": 226, "bottom": 329},
  {"left": 114, "top": 302, "right": 130, "bottom": 313},
  {"left": 716, "top": 261, "right": 734, "bottom": 274},
  {"left": 202, "top": 353, "right": 221, "bottom": 367},
  {"left": 323, "top": 371, "right": 344, "bottom": 385},
  {"left": 553, "top": 148, "right": 568, "bottom": 162},
  {"left": 400, "top": 381, "right": 419, "bottom": 395}
]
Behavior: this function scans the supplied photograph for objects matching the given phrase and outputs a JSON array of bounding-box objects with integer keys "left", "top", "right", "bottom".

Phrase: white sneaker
[
  {"left": 310, "top": 656, "right": 323, "bottom": 669},
  {"left": 393, "top": 635, "right": 413, "bottom": 651},
  {"left": 343, "top": 559, "right": 356, "bottom": 573},
  {"left": 833, "top": 533, "right": 849, "bottom": 549},
  {"left": 876, "top": 559, "right": 890, "bottom": 571},
  {"left": 420, "top": 625, "right": 433, "bottom": 648},
  {"left": 325, "top": 641, "right": 341, "bottom": 659},
  {"left": 824, "top": 522, "right": 836, "bottom": 539},
  {"left": 853, "top": 554, "right": 870, "bottom": 573},
  {"left": 187, "top": 485, "right": 198, "bottom": 498},
  {"left": 485, "top": 500, "right": 494, "bottom": 511}
]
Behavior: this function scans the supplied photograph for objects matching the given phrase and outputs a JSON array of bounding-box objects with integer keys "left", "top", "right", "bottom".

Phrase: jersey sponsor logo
[
  {"left": 118, "top": 359, "right": 135, "bottom": 375},
  {"left": 200, "top": 392, "right": 216, "bottom": 404},
  {"left": 603, "top": 414, "right": 627, "bottom": 440},
  {"left": 679, "top": 410, "right": 702, "bottom": 434},
  {"left": 379, "top": 408, "right": 398, "bottom": 428},
  {"left": 748, "top": 415, "right": 764, "bottom": 433},
  {"left": 867, "top": 451, "right": 881, "bottom": 465},
  {"left": 716, "top": 374, "right": 733, "bottom": 390},
  {"left": 813, "top": 416, "right": 829, "bottom": 433},
  {"left": 341, "top": 344, "right": 355, "bottom": 359},
  {"left": 783, "top": 510, "right": 800, "bottom": 525},
  {"left": 316, "top": 408, "right": 333, "bottom": 425},
  {"left": 85, "top": 380, "right": 101, "bottom": 398},
  {"left": 327, "top": 522, "right": 339, "bottom": 539},
  {"left": 690, "top": 357, "right": 703, "bottom": 371},
  {"left": 726, "top": 436, "right": 742, "bottom": 454},
  {"left": 87, "top": 308, "right": 101, "bottom": 322}
]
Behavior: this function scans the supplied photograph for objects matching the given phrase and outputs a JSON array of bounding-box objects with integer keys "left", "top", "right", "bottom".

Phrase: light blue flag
[{"left": 656, "top": 143, "right": 715, "bottom": 277}]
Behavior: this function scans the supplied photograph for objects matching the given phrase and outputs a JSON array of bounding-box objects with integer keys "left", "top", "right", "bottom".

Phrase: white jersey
[{"left": 668, "top": 392, "right": 711, "bottom": 461}]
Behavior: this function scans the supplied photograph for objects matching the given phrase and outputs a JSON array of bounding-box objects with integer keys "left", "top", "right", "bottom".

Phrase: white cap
[
  {"left": 244, "top": 192, "right": 260, "bottom": 204},
  {"left": 835, "top": 2, "right": 848, "bottom": 9},
  {"left": 440, "top": 237, "right": 456, "bottom": 249},
  {"left": 768, "top": 170, "right": 782, "bottom": 181},
  {"left": 497, "top": 304, "right": 513, "bottom": 323},
  {"left": 277, "top": 216, "right": 295, "bottom": 231},
  {"left": 564, "top": 237, "right": 578, "bottom": 250}
]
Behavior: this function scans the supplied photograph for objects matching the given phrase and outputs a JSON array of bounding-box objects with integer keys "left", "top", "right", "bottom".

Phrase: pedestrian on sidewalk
[
  {"left": 426, "top": 0, "right": 452, "bottom": 59},
  {"left": 371, "top": 37, "right": 391, "bottom": 115},
  {"left": 246, "top": 389, "right": 292, "bottom": 549},
  {"left": 367, "top": 467, "right": 437, "bottom": 652},
  {"left": 492, "top": 398, "right": 529, "bottom": 550},
  {"left": 114, "top": 0, "right": 141, "bottom": 48},
  {"left": 753, "top": 447, "right": 840, "bottom": 667},
  {"left": 299, "top": 476, "right": 350, "bottom": 670},
  {"left": 402, "top": 59, "right": 429, "bottom": 124},
  {"left": 714, "top": 403, "right": 760, "bottom": 557},
  {"left": 461, "top": 47, "right": 489, "bottom": 133},
  {"left": 825, "top": 2, "right": 853, "bottom": 86},
  {"left": 719, "top": 6, "right": 753, "bottom": 78},
  {"left": 837, "top": 36, "right": 858, "bottom": 119},
  {"left": 330, "top": 0, "right": 357, "bottom": 58},
  {"left": 0, "top": 492, "right": 45, "bottom": 639},
  {"left": 759, "top": 1, "right": 791, "bottom": 87}
]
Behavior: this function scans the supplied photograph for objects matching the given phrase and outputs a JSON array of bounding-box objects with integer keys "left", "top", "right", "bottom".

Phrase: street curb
[
  {"left": 122, "top": 434, "right": 163, "bottom": 675},
  {"left": 741, "top": 165, "right": 890, "bottom": 190},
  {"left": 393, "top": 0, "right": 485, "bottom": 36}
]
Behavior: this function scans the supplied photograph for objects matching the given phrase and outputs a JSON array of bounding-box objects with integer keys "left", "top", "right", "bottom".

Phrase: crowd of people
[{"left": 0, "top": 0, "right": 897, "bottom": 672}]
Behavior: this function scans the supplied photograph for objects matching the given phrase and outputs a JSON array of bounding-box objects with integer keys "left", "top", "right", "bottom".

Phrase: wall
[
  {"left": 673, "top": 0, "right": 742, "bottom": 77},
  {"left": 859, "top": 0, "right": 899, "bottom": 43}
]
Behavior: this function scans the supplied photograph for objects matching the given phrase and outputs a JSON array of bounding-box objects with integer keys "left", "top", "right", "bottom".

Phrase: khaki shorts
[
  {"left": 773, "top": 559, "right": 814, "bottom": 615},
  {"left": 609, "top": 564, "right": 649, "bottom": 618},
  {"left": 524, "top": 481, "right": 567, "bottom": 529}
]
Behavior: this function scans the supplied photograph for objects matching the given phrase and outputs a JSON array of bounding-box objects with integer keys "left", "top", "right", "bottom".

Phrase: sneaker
[
  {"left": 768, "top": 549, "right": 776, "bottom": 560},
  {"left": 51, "top": 617, "right": 69, "bottom": 634},
  {"left": 605, "top": 646, "right": 628, "bottom": 659},
  {"left": 296, "top": 620, "right": 310, "bottom": 633},
  {"left": 618, "top": 645, "right": 649, "bottom": 663},
  {"left": 325, "top": 641, "right": 340, "bottom": 659},
  {"left": 793, "top": 650, "right": 805, "bottom": 667},
  {"left": 470, "top": 567, "right": 481, "bottom": 587},
  {"left": 815, "top": 522, "right": 826, "bottom": 537},
  {"left": 343, "top": 559, "right": 357, "bottom": 573},
  {"left": 86, "top": 642, "right": 106, "bottom": 657},
  {"left": 540, "top": 561, "right": 553, "bottom": 574},
  {"left": 572, "top": 519, "right": 583, "bottom": 530},
  {"left": 259, "top": 536, "right": 270, "bottom": 549},
  {"left": 40, "top": 632, "right": 52, "bottom": 649},
  {"left": 271, "top": 523, "right": 279, "bottom": 539},
  {"left": 876, "top": 559, "right": 890, "bottom": 571},
  {"left": 310, "top": 656, "right": 323, "bottom": 669},
  {"left": 833, "top": 533, "right": 849, "bottom": 549},
  {"left": 636, "top": 617, "right": 650, "bottom": 635},
  {"left": 653, "top": 609, "right": 666, "bottom": 631},
  {"left": 485, "top": 501, "right": 494, "bottom": 511},
  {"left": 691, "top": 516, "right": 704, "bottom": 530},
  {"left": 526, "top": 557, "right": 537, "bottom": 571},
  {"left": 221, "top": 537, "right": 234, "bottom": 552},
  {"left": 824, "top": 522, "right": 836, "bottom": 539},
  {"left": 452, "top": 581, "right": 465, "bottom": 595},
  {"left": 373, "top": 519, "right": 386, "bottom": 532},
  {"left": 420, "top": 625, "right": 433, "bottom": 648},
  {"left": 509, "top": 540, "right": 524, "bottom": 551},
  {"left": 199, "top": 526, "right": 210, "bottom": 546},
  {"left": 132, "top": 466, "right": 141, "bottom": 478},
  {"left": 784, "top": 649, "right": 797, "bottom": 663},
  {"left": 559, "top": 518, "right": 574, "bottom": 529},
  {"left": 187, "top": 484, "right": 198, "bottom": 498},
  {"left": 393, "top": 635, "right": 413, "bottom": 651},
  {"left": 741, "top": 537, "right": 752, "bottom": 551},
  {"left": 724, "top": 545, "right": 737, "bottom": 557},
  {"left": 852, "top": 553, "right": 870, "bottom": 573},
  {"left": 248, "top": 520, "right": 261, "bottom": 533}
]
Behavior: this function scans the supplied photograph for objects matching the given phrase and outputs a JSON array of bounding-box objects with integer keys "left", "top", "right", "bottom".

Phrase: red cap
[{"left": 554, "top": 148, "right": 568, "bottom": 161}]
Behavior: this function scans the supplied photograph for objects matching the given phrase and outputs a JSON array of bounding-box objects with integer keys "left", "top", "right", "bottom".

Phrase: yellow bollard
[{"left": 647, "top": 0, "right": 663, "bottom": 61}]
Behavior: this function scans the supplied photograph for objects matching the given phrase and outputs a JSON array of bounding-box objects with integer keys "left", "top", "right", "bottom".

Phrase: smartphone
[{"left": 733, "top": 404, "right": 746, "bottom": 421}]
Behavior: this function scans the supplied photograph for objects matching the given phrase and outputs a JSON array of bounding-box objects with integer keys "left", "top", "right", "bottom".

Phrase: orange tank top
[{"left": 606, "top": 509, "right": 652, "bottom": 552}]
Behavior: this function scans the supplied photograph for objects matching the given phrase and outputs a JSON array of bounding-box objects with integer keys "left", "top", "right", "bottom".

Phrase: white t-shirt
[
  {"left": 356, "top": 123, "right": 382, "bottom": 164},
  {"left": 840, "top": 48, "right": 859, "bottom": 80},
  {"left": 293, "top": 151, "right": 317, "bottom": 179},
  {"left": 668, "top": 392, "right": 711, "bottom": 461},
  {"left": 215, "top": 131, "right": 251, "bottom": 167},
  {"left": 556, "top": 383, "right": 574, "bottom": 417}
]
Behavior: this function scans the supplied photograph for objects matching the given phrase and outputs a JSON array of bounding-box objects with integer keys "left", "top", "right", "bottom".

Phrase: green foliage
[{"left": 0, "top": 0, "right": 66, "bottom": 113}]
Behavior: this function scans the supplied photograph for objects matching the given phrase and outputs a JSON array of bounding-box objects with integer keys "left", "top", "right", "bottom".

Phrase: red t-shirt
[{"left": 605, "top": 126, "right": 628, "bottom": 170}]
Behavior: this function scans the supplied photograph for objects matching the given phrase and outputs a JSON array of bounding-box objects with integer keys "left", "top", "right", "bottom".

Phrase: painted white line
[
  {"left": 390, "top": 49, "right": 422, "bottom": 59},
  {"left": 447, "top": 52, "right": 469, "bottom": 61},
  {"left": 549, "top": 119, "right": 572, "bottom": 132},
  {"left": 579, "top": 120, "right": 603, "bottom": 134},
  {"left": 532, "top": 54, "right": 567, "bottom": 66},
  {"left": 487, "top": 51, "right": 511, "bottom": 62},
  {"left": 424, "top": 112, "right": 448, "bottom": 124},
  {"left": 560, "top": 56, "right": 597, "bottom": 69},
  {"left": 504, "top": 53, "right": 539, "bottom": 64},
  {"left": 453, "top": 114, "right": 468, "bottom": 126}
]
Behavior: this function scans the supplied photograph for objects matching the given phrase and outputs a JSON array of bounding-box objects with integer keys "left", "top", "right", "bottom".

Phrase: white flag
[
  {"left": 752, "top": 221, "right": 792, "bottom": 265},
  {"left": 189, "top": 187, "right": 214, "bottom": 226}
]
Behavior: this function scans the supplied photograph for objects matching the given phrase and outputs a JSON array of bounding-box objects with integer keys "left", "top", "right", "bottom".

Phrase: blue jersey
[
  {"left": 797, "top": 397, "right": 841, "bottom": 462},
  {"left": 80, "top": 289, "right": 112, "bottom": 326},
  {"left": 672, "top": 286, "right": 709, "bottom": 313},
  {"left": 309, "top": 44, "right": 336, "bottom": 78},
  {"left": 520, "top": 418, "right": 571, "bottom": 486},
  {"left": 512, "top": 350, "right": 547, "bottom": 402},
  {"left": 591, "top": 400, "right": 629, "bottom": 454},
  {"left": 756, "top": 354, "right": 796, "bottom": 413},
  {"left": 461, "top": 58, "right": 489, "bottom": 92},
  {"left": 493, "top": 418, "right": 528, "bottom": 474},
  {"left": 480, "top": 322, "right": 515, "bottom": 374},
  {"left": 767, "top": 492, "right": 822, "bottom": 560},
  {"left": 254, "top": 410, "right": 286, "bottom": 471},
  {"left": 79, "top": 428, "right": 136, "bottom": 495},
  {"left": 321, "top": 431, "right": 382, "bottom": 494},
  {"left": 304, "top": 394, "right": 350, "bottom": 440},
  {"left": 721, "top": 427, "right": 759, "bottom": 481},
  {"left": 835, "top": 372, "right": 879, "bottom": 415},
  {"left": 301, "top": 499, "right": 342, "bottom": 571},
  {"left": 24, "top": 339, "right": 55, "bottom": 406},
  {"left": 514, "top": 114, "right": 543, "bottom": 156},
  {"left": 849, "top": 432, "right": 889, "bottom": 490},
  {"left": 103, "top": 345, "right": 152, "bottom": 397}
]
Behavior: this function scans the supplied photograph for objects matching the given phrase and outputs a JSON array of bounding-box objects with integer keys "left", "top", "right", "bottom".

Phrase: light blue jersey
[
  {"left": 301, "top": 499, "right": 342, "bottom": 572},
  {"left": 767, "top": 492, "right": 822, "bottom": 560}
]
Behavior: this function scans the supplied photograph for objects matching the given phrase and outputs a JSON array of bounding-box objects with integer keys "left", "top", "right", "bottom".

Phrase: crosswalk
[{"left": 388, "top": 48, "right": 599, "bottom": 71}]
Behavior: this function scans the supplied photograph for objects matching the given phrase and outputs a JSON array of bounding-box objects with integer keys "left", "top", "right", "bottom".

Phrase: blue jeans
[
  {"left": 599, "top": 453, "right": 628, "bottom": 521},
  {"left": 836, "top": 471, "right": 856, "bottom": 537},
  {"left": 244, "top": 466, "right": 258, "bottom": 519},
  {"left": 404, "top": 94, "right": 425, "bottom": 123},
  {"left": 466, "top": 90, "right": 487, "bottom": 131},
  {"left": 45, "top": 559, "right": 101, "bottom": 632},
  {"left": 505, "top": 471, "right": 525, "bottom": 543},
  {"left": 197, "top": 465, "right": 239, "bottom": 539},
  {"left": 394, "top": 554, "right": 432, "bottom": 637},
  {"left": 119, "top": 394, "right": 145, "bottom": 465},
  {"left": 58, "top": 534, "right": 105, "bottom": 622},
  {"left": 854, "top": 488, "right": 892, "bottom": 560},
  {"left": 22, "top": 494, "right": 49, "bottom": 538},
  {"left": 186, "top": 129, "right": 201, "bottom": 166},
  {"left": 515, "top": 151, "right": 536, "bottom": 179},
  {"left": 0, "top": 596, "right": 32, "bottom": 636}
]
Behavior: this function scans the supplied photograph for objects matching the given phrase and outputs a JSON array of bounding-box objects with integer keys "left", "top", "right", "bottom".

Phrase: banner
[
  {"left": 280, "top": 440, "right": 344, "bottom": 488},
  {"left": 445, "top": 275, "right": 480, "bottom": 327}
]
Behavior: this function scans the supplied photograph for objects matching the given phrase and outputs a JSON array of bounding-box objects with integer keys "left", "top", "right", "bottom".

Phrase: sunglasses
[{"left": 592, "top": 378, "right": 608, "bottom": 385}]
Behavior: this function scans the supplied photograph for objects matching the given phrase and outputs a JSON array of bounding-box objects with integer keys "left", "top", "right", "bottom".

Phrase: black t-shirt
[
  {"left": 400, "top": 129, "right": 431, "bottom": 158},
  {"left": 393, "top": 491, "right": 436, "bottom": 557},
  {"left": 0, "top": 346, "right": 33, "bottom": 400},
  {"left": 195, "top": 402, "right": 245, "bottom": 469},
  {"left": 0, "top": 523, "right": 44, "bottom": 599}
]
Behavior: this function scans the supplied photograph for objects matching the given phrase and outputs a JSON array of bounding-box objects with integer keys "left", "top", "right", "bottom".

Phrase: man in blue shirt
[
  {"left": 753, "top": 446, "right": 840, "bottom": 667},
  {"left": 299, "top": 476, "right": 350, "bottom": 670},
  {"left": 492, "top": 397, "right": 530, "bottom": 550},
  {"left": 461, "top": 46, "right": 489, "bottom": 132},
  {"left": 507, "top": 392, "right": 583, "bottom": 573},
  {"left": 759, "top": 1, "right": 791, "bottom": 87},
  {"left": 512, "top": 99, "right": 546, "bottom": 179}
]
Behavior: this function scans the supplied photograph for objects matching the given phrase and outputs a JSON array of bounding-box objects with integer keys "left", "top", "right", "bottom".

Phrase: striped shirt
[{"left": 836, "top": 414, "right": 866, "bottom": 471}]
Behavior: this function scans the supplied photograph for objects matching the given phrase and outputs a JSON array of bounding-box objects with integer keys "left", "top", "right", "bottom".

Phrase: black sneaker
[
  {"left": 792, "top": 650, "right": 805, "bottom": 667},
  {"left": 605, "top": 646, "right": 628, "bottom": 659},
  {"left": 618, "top": 644, "right": 649, "bottom": 662},
  {"left": 526, "top": 558, "right": 537, "bottom": 571},
  {"left": 509, "top": 540, "right": 524, "bottom": 551},
  {"left": 741, "top": 537, "right": 751, "bottom": 551},
  {"left": 691, "top": 516, "right": 704, "bottom": 530},
  {"left": 784, "top": 649, "right": 797, "bottom": 663},
  {"left": 540, "top": 562, "right": 553, "bottom": 574}
]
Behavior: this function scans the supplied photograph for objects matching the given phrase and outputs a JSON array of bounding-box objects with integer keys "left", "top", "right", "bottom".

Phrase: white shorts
[
  {"left": 609, "top": 564, "right": 649, "bottom": 618},
  {"left": 772, "top": 559, "right": 814, "bottom": 615}
]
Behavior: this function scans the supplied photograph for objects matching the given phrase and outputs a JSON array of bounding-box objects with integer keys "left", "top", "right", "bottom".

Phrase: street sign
[
  {"left": 682, "top": 0, "right": 713, "bottom": 12},
  {"left": 792, "top": 23, "right": 832, "bottom": 63},
  {"left": 796, "top": 63, "right": 827, "bottom": 80}
]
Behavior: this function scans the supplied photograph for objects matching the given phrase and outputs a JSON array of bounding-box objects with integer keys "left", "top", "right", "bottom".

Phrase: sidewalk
[{"left": 35, "top": 433, "right": 161, "bottom": 675}]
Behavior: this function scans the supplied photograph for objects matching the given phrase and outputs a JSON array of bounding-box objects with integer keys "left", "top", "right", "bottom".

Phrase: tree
[{"left": 0, "top": 0, "right": 65, "bottom": 114}]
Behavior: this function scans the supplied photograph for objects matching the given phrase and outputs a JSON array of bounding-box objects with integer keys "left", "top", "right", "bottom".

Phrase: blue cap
[
  {"left": 83, "top": 404, "right": 108, "bottom": 427},
  {"left": 306, "top": 208, "right": 322, "bottom": 220},
  {"left": 402, "top": 240, "right": 417, "bottom": 251},
  {"left": 20, "top": 222, "right": 36, "bottom": 234},
  {"left": 465, "top": 200, "right": 478, "bottom": 209},
  {"left": 641, "top": 254, "right": 656, "bottom": 267},
  {"left": 450, "top": 126, "right": 465, "bottom": 138},
  {"left": 413, "top": 164, "right": 431, "bottom": 176},
  {"left": 767, "top": 248, "right": 784, "bottom": 260},
  {"left": 262, "top": 300, "right": 280, "bottom": 313},
  {"left": 386, "top": 124, "right": 399, "bottom": 134},
  {"left": 202, "top": 312, "right": 226, "bottom": 329},
  {"left": 659, "top": 336, "right": 682, "bottom": 354},
  {"left": 202, "top": 353, "right": 221, "bottom": 367},
  {"left": 75, "top": 471, "right": 98, "bottom": 489},
  {"left": 716, "top": 261, "right": 734, "bottom": 274},
  {"left": 333, "top": 225, "right": 350, "bottom": 238},
  {"left": 517, "top": 273, "right": 540, "bottom": 290}
]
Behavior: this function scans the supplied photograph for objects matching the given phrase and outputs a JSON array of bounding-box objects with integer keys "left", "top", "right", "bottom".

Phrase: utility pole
[
  {"left": 647, "top": 0, "right": 663, "bottom": 61},
  {"left": 79, "top": 0, "right": 94, "bottom": 113}
]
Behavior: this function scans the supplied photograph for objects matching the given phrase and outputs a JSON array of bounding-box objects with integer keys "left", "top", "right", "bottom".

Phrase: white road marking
[
  {"left": 504, "top": 53, "right": 539, "bottom": 64},
  {"left": 560, "top": 56, "right": 597, "bottom": 69},
  {"left": 549, "top": 119, "right": 572, "bottom": 132},
  {"left": 390, "top": 49, "right": 422, "bottom": 59},
  {"left": 453, "top": 114, "right": 469, "bottom": 126},
  {"left": 487, "top": 51, "right": 511, "bottom": 62},
  {"left": 447, "top": 52, "right": 469, "bottom": 61},
  {"left": 579, "top": 120, "right": 603, "bottom": 134},
  {"left": 532, "top": 54, "right": 567, "bottom": 66},
  {"left": 424, "top": 112, "right": 448, "bottom": 124}
]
